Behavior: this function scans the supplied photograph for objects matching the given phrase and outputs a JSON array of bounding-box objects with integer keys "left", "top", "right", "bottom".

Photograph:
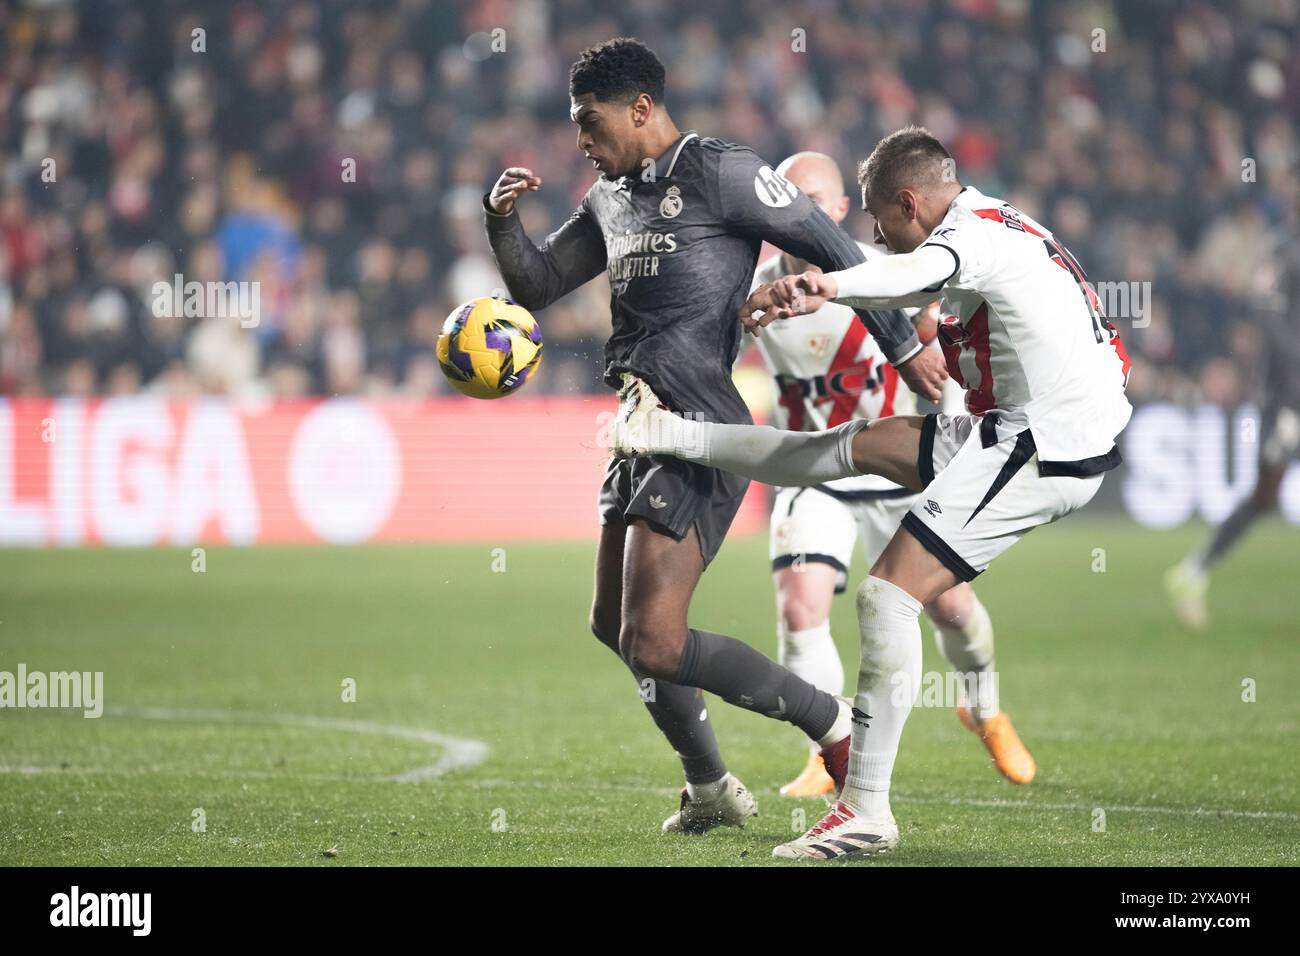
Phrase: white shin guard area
[{"left": 845, "top": 576, "right": 924, "bottom": 817}]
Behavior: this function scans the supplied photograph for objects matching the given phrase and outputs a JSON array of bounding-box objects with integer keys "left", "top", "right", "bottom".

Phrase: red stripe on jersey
[
  {"left": 1106, "top": 320, "right": 1133, "bottom": 387},
  {"left": 973, "top": 206, "right": 1046, "bottom": 239},
  {"left": 966, "top": 304, "right": 995, "bottom": 414},
  {"left": 777, "top": 378, "right": 807, "bottom": 431},
  {"left": 824, "top": 320, "right": 869, "bottom": 428},
  {"left": 975, "top": 207, "right": 1106, "bottom": 322},
  {"left": 879, "top": 360, "right": 898, "bottom": 418},
  {"left": 938, "top": 317, "right": 965, "bottom": 386},
  {"left": 938, "top": 305, "right": 995, "bottom": 414}
]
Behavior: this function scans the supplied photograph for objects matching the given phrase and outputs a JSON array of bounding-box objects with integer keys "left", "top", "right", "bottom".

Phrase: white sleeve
[
  {"left": 917, "top": 220, "right": 994, "bottom": 291},
  {"left": 828, "top": 244, "right": 956, "bottom": 310}
]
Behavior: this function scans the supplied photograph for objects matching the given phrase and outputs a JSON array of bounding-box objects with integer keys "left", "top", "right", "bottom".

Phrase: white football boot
[
  {"left": 609, "top": 372, "right": 672, "bottom": 459},
  {"left": 661, "top": 773, "right": 758, "bottom": 835},
  {"left": 772, "top": 800, "right": 898, "bottom": 859},
  {"left": 1164, "top": 560, "right": 1208, "bottom": 631}
]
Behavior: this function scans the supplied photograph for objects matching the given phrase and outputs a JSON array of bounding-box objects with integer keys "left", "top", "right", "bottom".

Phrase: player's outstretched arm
[
  {"left": 740, "top": 253, "right": 952, "bottom": 401},
  {"left": 483, "top": 167, "right": 607, "bottom": 311},
  {"left": 713, "top": 150, "right": 920, "bottom": 365},
  {"left": 744, "top": 248, "right": 954, "bottom": 325},
  {"left": 826, "top": 245, "right": 956, "bottom": 310},
  {"left": 714, "top": 149, "right": 948, "bottom": 399}
]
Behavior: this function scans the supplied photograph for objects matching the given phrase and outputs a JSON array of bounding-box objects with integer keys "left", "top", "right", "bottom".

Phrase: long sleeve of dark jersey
[
  {"left": 482, "top": 193, "right": 607, "bottom": 311},
  {"left": 714, "top": 149, "right": 921, "bottom": 366}
]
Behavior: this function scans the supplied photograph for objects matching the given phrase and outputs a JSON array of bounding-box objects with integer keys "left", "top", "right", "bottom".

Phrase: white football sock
[
  {"left": 930, "top": 592, "right": 999, "bottom": 721},
  {"left": 778, "top": 621, "right": 845, "bottom": 697},
  {"left": 666, "top": 416, "right": 867, "bottom": 487},
  {"left": 818, "top": 696, "right": 853, "bottom": 748},
  {"left": 780, "top": 621, "right": 845, "bottom": 752},
  {"left": 843, "top": 576, "right": 923, "bottom": 819}
]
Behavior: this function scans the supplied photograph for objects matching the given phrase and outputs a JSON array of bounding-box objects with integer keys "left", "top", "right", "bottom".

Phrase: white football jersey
[
  {"left": 921, "top": 186, "right": 1133, "bottom": 465},
  {"left": 751, "top": 242, "right": 915, "bottom": 492}
]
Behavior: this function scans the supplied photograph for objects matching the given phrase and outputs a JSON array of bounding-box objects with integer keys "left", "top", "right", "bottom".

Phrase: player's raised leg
[
  {"left": 612, "top": 372, "right": 925, "bottom": 490},
  {"left": 776, "top": 406, "right": 1110, "bottom": 858}
]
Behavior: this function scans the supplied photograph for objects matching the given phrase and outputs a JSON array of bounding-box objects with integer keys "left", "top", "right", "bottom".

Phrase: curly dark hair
[{"left": 569, "top": 37, "right": 666, "bottom": 105}]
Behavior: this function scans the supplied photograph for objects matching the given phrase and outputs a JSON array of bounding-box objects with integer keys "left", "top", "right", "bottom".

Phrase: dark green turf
[{"left": 1, "top": 519, "right": 1296, "bottom": 865}]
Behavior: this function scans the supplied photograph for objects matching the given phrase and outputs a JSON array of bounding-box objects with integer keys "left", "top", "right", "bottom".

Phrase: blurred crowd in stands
[{"left": 0, "top": 0, "right": 1296, "bottom": 407}]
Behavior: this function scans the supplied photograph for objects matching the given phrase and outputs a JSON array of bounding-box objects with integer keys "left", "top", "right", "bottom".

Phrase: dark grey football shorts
[{"left": 598, "top": 455, "right": 749, "bottom": 567}]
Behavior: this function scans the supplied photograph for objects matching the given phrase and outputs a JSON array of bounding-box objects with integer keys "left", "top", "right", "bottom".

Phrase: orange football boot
[
  {"left": 778, "top": 751, "right": 835, "bottom": 798},
  {"left": 956, "top": 703, "right": 1036, "bottom": 785}
]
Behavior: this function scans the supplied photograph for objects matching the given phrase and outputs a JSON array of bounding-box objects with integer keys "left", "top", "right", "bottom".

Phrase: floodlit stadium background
[{"left": 0, "top": 0, "right": 1296, "bottom": 545}]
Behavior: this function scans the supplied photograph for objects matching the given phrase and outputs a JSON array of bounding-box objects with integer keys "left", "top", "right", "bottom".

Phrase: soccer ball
[{"left": 436, "top": 296, "right": 543, "bottom": 399}]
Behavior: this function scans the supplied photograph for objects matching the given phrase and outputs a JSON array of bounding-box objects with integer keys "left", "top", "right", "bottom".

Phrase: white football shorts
[
  {"left": 769, "top": 484, "right": 917, "bottom": 593},
  {"left": 902, "top": 412, "right": 1107, "bottom": 580}
]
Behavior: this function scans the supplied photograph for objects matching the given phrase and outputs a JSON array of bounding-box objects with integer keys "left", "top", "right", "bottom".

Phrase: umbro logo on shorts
[
  {"left": 924, "top": 499, "right": 943, "bottom": 516},
  {"left": 851, "top": 706, "right": 872, "bottom": 728}
]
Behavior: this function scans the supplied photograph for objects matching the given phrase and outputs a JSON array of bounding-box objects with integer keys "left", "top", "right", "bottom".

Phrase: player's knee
[
  {"left": 589, "top": 605, "right": 621, "bottom": 653},
  {"left": 618, "top": 620, "right": 682, "bottom": 679},
  {"left": 925, "top": 583, "right": 971, "bottom": 628},
  {"left": 856, "top": 576, "right": 920, "bottom": 648},
  {"left": 777, "top": 593, "right": 824, "bottom": 633}
]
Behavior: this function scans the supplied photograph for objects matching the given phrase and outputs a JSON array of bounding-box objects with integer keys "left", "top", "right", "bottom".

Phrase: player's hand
[
  {"left": 488, "top": 167, "right": 542, "bottom": 215},
  {"left": 914, "top": 301, "right": 941, "bottom": 345},
  {"left": 739, "top": 271, "right": 839, "bottom": 336},
  {"left": 897, "top": 346, "right": 948, "bottom": 402},
  {"left": 739, "top": 282, "right": 777, "bottom": 336},
  {"left": 772, "top": 270, "right": 836, "bottom": 314}
]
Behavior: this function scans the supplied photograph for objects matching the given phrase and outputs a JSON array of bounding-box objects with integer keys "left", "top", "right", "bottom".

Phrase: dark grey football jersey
[{"left": 484, "top": 131, "right": 918, "bottom": 424}]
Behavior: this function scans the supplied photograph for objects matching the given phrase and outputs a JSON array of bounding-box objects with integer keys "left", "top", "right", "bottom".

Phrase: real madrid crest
[{"left": 659, "top": 185, "right": 683, "bottom": 219}]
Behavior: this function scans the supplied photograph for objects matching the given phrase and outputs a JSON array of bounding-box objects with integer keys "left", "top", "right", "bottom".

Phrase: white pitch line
[
  {"left": 104, "top": 705, "right": 490, "bottom": 783},
  {"left": 6, "top": 715, "right": 1297, "bottom": 824},
  {"left": 895, "top": 793, "right": 1300, "bottom": 821},
  {"left": 458, "top": 777, "right": 1300, "bottom": 822}
]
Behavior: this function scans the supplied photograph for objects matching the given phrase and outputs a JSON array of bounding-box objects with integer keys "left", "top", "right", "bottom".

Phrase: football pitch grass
[{"left": 1, "top": 519, "right": 1297, "bottom": 867}]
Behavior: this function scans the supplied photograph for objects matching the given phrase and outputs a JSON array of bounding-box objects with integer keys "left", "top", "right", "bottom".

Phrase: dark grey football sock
[
  {"left": 594, "top": 622, "right": 728, "bottom": 784},
  {"left": 1199, "top": 497, "right": 1265, "bottom": 570},
  {"left": 676, "top": 628, "right": 840, "bottom": 741},
  {"left": 632, "top": 672, "right": 727, "bottom": 785}
]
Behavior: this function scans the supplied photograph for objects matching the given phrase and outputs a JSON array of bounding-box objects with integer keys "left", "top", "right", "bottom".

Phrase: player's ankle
[
  {"left": 840, "top": 785, "right": 891, "bottom": 819},
  {"left": 817, "top": 697, "right": 852, "bottom": 747},
  {"left": 685, "top": 775, "right": 728, "bottom": 803}
]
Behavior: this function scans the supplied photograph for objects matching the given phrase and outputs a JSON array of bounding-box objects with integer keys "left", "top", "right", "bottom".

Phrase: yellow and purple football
[{"left": 436, "top": 296, "right": 543, "bottom": 399}]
